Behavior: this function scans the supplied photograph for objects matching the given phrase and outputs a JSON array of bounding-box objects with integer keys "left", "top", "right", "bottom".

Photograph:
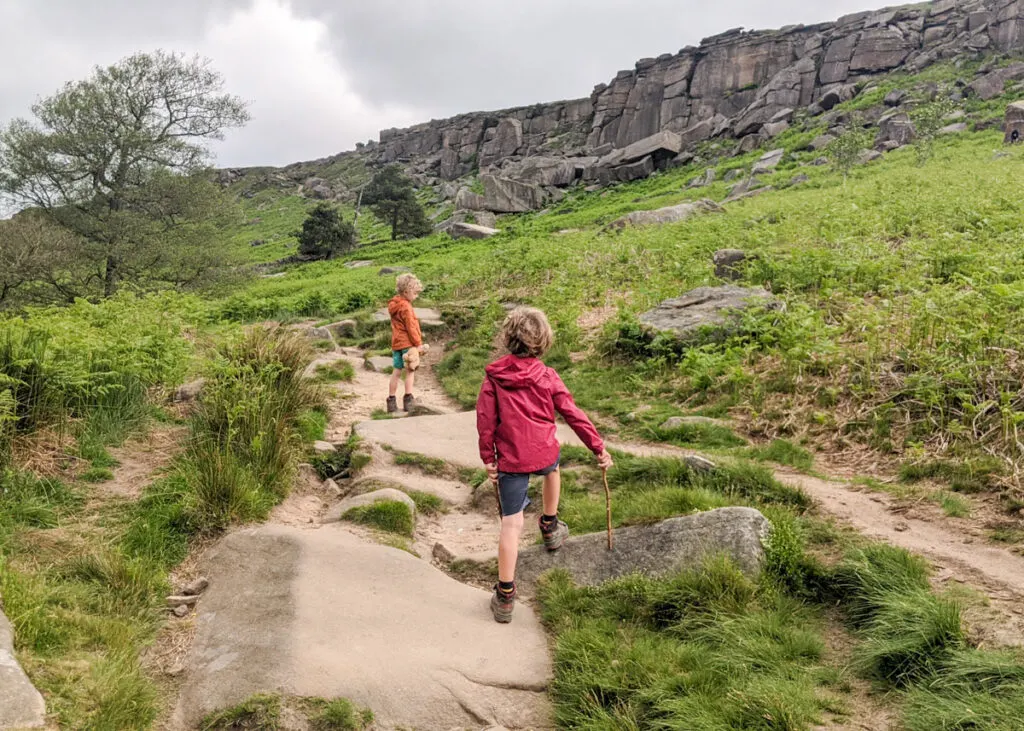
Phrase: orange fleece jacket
[{"left": 388, "top": 295, "right": 422, "bottom": 350}]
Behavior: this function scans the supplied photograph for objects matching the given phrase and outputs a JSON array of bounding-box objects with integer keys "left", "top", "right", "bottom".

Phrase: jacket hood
[
  {"left": 485, "top": 354, "right": 547, "bottom": 389},
  {"left": 387, "top": 295, "right": 407, "bottom": 316}
]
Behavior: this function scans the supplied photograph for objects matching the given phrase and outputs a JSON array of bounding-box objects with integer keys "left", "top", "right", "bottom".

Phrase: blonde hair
[
  {"left": 396, "top": 273, "right": 423, "bottom": 297},
  {"left": 502, "top": 307, "right": 554, "bottom": 358}
]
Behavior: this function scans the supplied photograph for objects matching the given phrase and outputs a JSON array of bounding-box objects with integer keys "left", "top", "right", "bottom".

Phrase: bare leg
[
  {"left": 542, "top": 468, "right": 562, "bottom": 517},
  {"left": 498, "top": 511, "right": 525, "bottom": 583},
  {"left": 404, "top": 367, "right": 415, "bottom": 397},
  {"left": 388, "top": 368, "right": 402, "bottom": 397}
]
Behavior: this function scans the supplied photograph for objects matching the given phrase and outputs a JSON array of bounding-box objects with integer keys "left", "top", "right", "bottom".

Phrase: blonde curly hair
[
  {"left": 396, "top": 273, "right": 423, "bottom": 297},
  {"left": 502, "top": 307, "right": 554, "bottom": 358}
]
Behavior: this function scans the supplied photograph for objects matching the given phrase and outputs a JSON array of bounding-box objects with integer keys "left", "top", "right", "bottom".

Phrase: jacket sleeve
[
  {"left": 476, "top": 376, "right": 498, "bottom": 465},
  {"left": 551, "top": 371, "right": 605, "bottom": 455},
  {"left": 404, "top": 303, "right": 423, "bottom": 347}
]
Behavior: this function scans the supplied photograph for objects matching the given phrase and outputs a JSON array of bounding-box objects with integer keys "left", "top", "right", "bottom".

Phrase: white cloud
[{"left": 199, "top": 0, "right": 422, "bottom": 167}]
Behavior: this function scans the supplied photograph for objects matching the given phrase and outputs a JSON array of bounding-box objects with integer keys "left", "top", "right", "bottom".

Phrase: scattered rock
[
  {"left": 378, "top": 266, "right": 412, "bottom": 276},
  {"left": 939, "top": 122, "right": 968, "bottom": 135},
  {"left": 685, "top": 455, "right": 719, "bottom": 473},
  {"left": 607, "top": 199, "right": 722, "bottom": 230},
  {"left": 638, "top": 286, "right": 781, "bottom": 343},
  {"left": 812, "top": 156, "right": 830, "bottom": 166},
  {"left": 303, "top": 326, "right": 333, "bottom": 343},
  {"left": 895, "top": 522, "right": 910, "bottom": 533},
  {"left": 808, "top": 134, "right": 836, "bottom": 152},
  {"left": 790, "top": 173, "right": 811, "bottom": 185},
  {"left": 0, "top": 609, "right": 46, "bottom": 729},
  {"left": 725, "top": 185, "right": 774, "bottom": 203},
  {"left": 249, "top": 239, "right": 266, "bottom": 247},
  {"left": 723, "top": 168, "right": 743, "bottom": 182},
  {"left": 364, "top": 356, "right": 394, "bottom": 373},
  {"left": 326, "top": 488, "right": 417, "bottom": 523},
  {"left": 859, "top": 149, "right": 884, "bottom": 164},
  {"left": 508, "top": 508, "right": 770, "bottom": 591},
  {"left": 182, "top": 577, "right": 210, "bottom": 596},
  {"left": 884, "top": 89, "right": 908, "bottom": 107},
  {"left": 166, "top": 595, "right": 200, "bottom": 608},
  {"left": 448, "top": 222, "right": 501, "bottom": 240},
  {"left": 173, "top": 605, "right": 191, "bottom": 618},
  {"left": 174, "top": 379, "right": 206, "bottom": 404},
  {"left": 687, "top": 168, "right": 716, "bottom": 189},
  {"left": 1004, "top": 100, "right": 1024, "bottom": 144},
  {"left": 314, "top": 441, "right": 336, "bottom": 455},
  {"left": 713, "top": 249, "right": 754, "bottom": 280},
  {"left": 751, "top": 148, "right": 785, "bottom": 175},
  {"left": 323, "top": 479, "right": 343, "bottom": 498},
  {"left": 326, "top": 320, "right": 358, "bottom": 340},
  {"left": 726, "top": 176, "right": 762, "bottom": 199},
  {"left": 344, "top": 260, "right": 374, "bottom": 269},
  {"left": 967, "top": 62, "right": 1024, "bottom": 101},
  {"left": 432, "top": 543, "right": 455, "bottom": 564},
  {"left": 875, "top": 112, "right": 916, "bottom": 148},
  {"left": 819, "top": 84, "right": 856, "bottom": 111}
]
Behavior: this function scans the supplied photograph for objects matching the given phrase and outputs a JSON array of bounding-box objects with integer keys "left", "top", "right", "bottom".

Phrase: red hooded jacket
[{"left": 476, "top": 354, "right": 605, "bottom": 473}]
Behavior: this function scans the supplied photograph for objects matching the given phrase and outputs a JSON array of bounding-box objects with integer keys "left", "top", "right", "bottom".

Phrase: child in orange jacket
[{"left": 387, "top": 274, "right": 427, "bottom": 412}]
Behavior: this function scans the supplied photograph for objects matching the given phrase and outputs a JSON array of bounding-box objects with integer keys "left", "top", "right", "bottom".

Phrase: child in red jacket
[{"left": 476, "top": 307, "right": 613, "bottom": 623}]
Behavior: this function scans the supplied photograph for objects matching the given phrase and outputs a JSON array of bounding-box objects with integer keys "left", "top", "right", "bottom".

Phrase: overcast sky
[{"left": 0, "top": 0, "right": 875, "bottom": 168}]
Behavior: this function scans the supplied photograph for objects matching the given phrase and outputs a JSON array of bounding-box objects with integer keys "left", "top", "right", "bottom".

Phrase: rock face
[
  {"left": 0, "top": 609, "right": 46, "bottom": 729},
  {"left": 607, "top": 199, "right": 721, "bottom": 230},
  {"left": 510, "top": 508, "right": 771, "bottom": 591},
  {"left": 373, "top": 0, "right": 1024, "bottom": 178},
  {"left": 639, "top": 286, "right": 781, "bottom": 342}
]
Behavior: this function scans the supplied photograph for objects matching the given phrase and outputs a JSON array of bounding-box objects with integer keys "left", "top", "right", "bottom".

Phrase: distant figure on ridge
[
  {"left": 387, "top": 274, "right": 428, "bottom": 413},
  {"left": 476, "top": 307, "right": 613, "bottom": 623}
]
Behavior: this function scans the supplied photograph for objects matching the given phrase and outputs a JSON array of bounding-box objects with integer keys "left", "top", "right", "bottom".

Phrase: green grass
[
  {"left": 81, "top": 467, "right": 115, "bottom": 483},
  {"left": 937, "top": 491, "right": 972, "bottom": 518},
  {"left": 343, "top": 500, "right": 414, "bottom": 537},
  {"left": 312, "top": 361, "right": 356, "bottom": 383},
  {"left": 747, "top": 439, "right": 815, "bottom": 471},
  {"left": 653, "top": 419, "right": 747, "bottom": 449},
  {"left": 201, "top": 693, "right": 281, "bottom": 730},
  {"left": 393, "top": 450, "right": 450, "bottom": 477},
  {"left": 309, "top": 697, "right": 374, "bottom": 730},
  {"left": 406, "top": 490, "right": 447, "bottom": 515}
]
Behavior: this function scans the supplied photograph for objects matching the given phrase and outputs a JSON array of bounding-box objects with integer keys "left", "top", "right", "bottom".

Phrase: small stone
[
  {"left": 167, "top": 664, "right": 186, "bottom": 677},
  {"left": 378, "top": 266, "right": 412, "bottom": 276},
  {"left": 685, "top": 455, "right": 718, "bottom": 473},
  {"left": 344, "top": 260, "right": 374, "bottom": 269},
  {"left": 182, "top": 577, "right": 209, "bottom": 596},
  {"left": 323, "top": 479, "right": 343, "bottom": 498},
  {"left": 894, "top": 522, "right": 910, "bottom": 533},
  {"left": 174, "top": 379, "right": 206, "bottom": 404},
  {"left": 662, "top": 416, "right": 730, "bottom": 430},
  {"left": 173, "top": 605, "right": 191, "bottom": 618},
  {"left": 314, "top": 441, "right": 336, "bottom": 455},
  {"left": 790, "top": 173, "right": 810, "bottom": 185},
  {"left": 433, "top": 543, "right": 455, "bottom": 564}
]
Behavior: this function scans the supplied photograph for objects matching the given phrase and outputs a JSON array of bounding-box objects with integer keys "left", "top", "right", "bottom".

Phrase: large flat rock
[
  {"left": 355, "top": 411, "right": 589, "bottom": 470},
  {"left": 639, "top": 286, "right": 781, "bottom": 342},
  {"left": 171, "top": 525, "right": 551, "bottom": 730},
  {"left": 0, "top": 610, "right": 46, "bottom": 729}
]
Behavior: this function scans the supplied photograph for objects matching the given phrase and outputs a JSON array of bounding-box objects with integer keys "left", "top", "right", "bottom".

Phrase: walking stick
[{"left": 603, "top": 467, "right": 614, "bottom": 551}]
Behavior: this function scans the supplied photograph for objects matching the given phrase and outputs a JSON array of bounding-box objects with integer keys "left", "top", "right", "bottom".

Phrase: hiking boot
[
  {"left": 403, "top": 394, "right": 415, "bottom": 412},
  {"left": 540, "top": 517, "right": 569, "bottom": 552},
  {"left": 491, "top": 585, "right": 516, "bottom": 624},
  {"left": 386, "top": 396, "right": 398, "bottom": 414}
]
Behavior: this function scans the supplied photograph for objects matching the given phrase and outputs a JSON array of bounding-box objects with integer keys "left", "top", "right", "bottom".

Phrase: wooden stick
[{"left": 603, "top": 467, "right": 614, "bottom": 551}]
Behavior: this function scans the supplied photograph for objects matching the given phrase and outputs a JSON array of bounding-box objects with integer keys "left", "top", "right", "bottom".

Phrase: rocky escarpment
[{"left": 372, "top": 0, "right": 1024, "bottom": 181}]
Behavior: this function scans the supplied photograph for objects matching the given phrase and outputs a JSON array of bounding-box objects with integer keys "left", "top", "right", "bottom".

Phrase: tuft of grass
[
  {"left": 312, "top": 361, "right": 356, "bottom": 384},
  {"left": 747, "top": 439, "right": 815, "bottom": 471},
  {"left": 393, "top": 451, "right": 449, "bottom": 477},
  {"left": 937, "top": 491, "right": 971, "bottom": 518},
  {"left": 296, "top": 408, "right": 329, "bottom": 443},
  {"left": 343, "top": 500, "right": 414, "bottom": 537},
  {"left": 201, "top": 694, "right": 281, "bottom": 730},
  {"left": 310, "top": 697, "right": 374, "bottom": 730},
  {"left": 406, "top": 490, "right": 446, "bottom": 516},
  {"left": 82, "top": 467, "right": 115, "bottom": 483},
  {"left": 899, "top": 458, "right": 1002, "bottom": 494},
  {"left": 653, "top": 420, "right": 747, "bottom": 449}
]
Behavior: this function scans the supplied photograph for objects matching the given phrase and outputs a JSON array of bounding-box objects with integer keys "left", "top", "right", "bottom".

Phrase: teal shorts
[{"left": 392, "top": 349, "right": 410, "bottom": 370}]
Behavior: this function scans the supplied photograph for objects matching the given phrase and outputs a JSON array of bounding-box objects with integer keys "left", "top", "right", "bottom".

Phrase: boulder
[
  {"left": 326, "top": 320, "right": 357, "bottom": 339},
  {"left": 174, "top": 379, "right": 206, "bottom": 404},
  {"left": 503, "top": 157, "right": 577, "bottom": 187},
  {"left": 790, "top": 173, "right": 811, "bottom": 185},
  {"left": 967, "top": 63, "right": 1024, "bottom": 101},
  {"left": 302, "top": 326, "right": 334, "bottom": 343},
  {"left": 660, "top": 416, "right": 731, "bottom": 430},
  {"left": 345, "top": 260, "right": 374, "bottom": 269},
  {"left": 713, "top": 249, "right": 754, "bottom": 280},
  {"left": 607, "top": 199, "right": 721, "bottom": 231},
  {"left": 687, "top": 168, "right": 716, "bottom": 189},
  {"left": 875, "top": 112, "right": 916, "bottom": 148},
  {"left": 762, "top": 121, "right": 790, "bottom": 138},
  {"left": 859, "top": 149, "right": 884, "bottom": 164},
  {"left": 477, "top": 175, "right": 546, "bottom": 213},
  {"left": 508, "top": 508, "right": 770, "bottom": 591},
  {"left": 638, "top": 286, "right": 781, "bottom": 342},
  {"left": 1004, "top": 100, "right": 1024, "bottom": 144},
  {"left": 0, "top": 609, "right": 46, "bottom": 729},
  {"left": 819, "top": 84, "right": 856, "bottom": 111},
  {"left": 313, "top": 441, "right": 336, "bottom": 455},
  {"left": 808, "top": 134, "right": 836, "bottom": 152},
  {"left": 618, "top": 130, "right": 683, "bottom": 166},
  {"left": 939, "top": 122, "right": 968, "bottom": 135},
  {"left": 751, "top": 148, "right": 785, "bottom": 175},
  {"left": 884, "top": 89, "right": 908, "bottom": 107},
  {"left": 365, "top": 356, "right": 394, "bottom": 373},
  {"left": 448, "top": 222, "right": 501, "bottom": 240},
  {"left": 378, "top": 267, "right": 412, "bottom": 276},
  {"left": 597, "top": 155, "right": 656, "bottom": 184},
  {"left": 326, "top": 488, "right": 417, "bottom": 524}
]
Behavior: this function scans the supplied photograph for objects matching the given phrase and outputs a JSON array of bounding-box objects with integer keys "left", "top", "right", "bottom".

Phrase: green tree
[
  {"left": 828, "top": 122, "right": 873, "bottom": 182},
  {"left": 911, "top": 99, "right": 960, "bottom": 167},
  {"left": 0, "top": 51, "right": 249, "bottom": 298},
  {"left": 296, "top": 204, "right": 357, "bottom": 260},
  {"left": 363, "top": 165, "right": 432, "bottom": 241}
]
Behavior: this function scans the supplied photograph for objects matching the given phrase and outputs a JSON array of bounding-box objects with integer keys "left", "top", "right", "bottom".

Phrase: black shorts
[{"left": 497, "top": 457, "right": 560, "bottom": 517}]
